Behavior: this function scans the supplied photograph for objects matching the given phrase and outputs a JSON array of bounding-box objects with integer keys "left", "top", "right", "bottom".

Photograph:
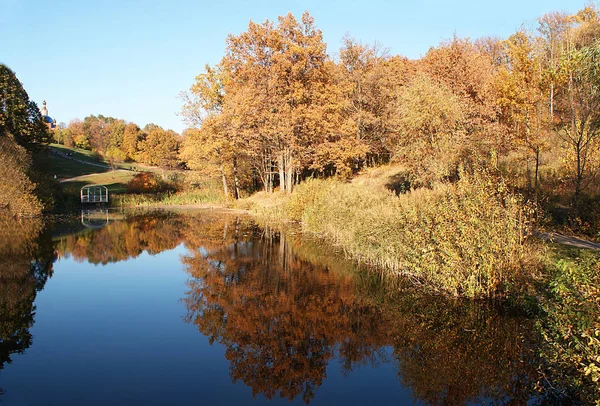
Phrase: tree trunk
[
  {"left": 220, "top": 166, "right": 229, "bottom": 199},
  {"left": 286, "top": 165, "right": 294, "bottom": 193},
  {"left": 284, "top": 150, "right": 294, "bottom": 194},
  {"left": 259, "top": 154, "right": 273, "bottom": 193},
  {"left": 278, "top": 153, "right": 285, "bottom": 193},
  {"left": 574, "top": 140, "right": 582, "bottom": 215},
  {"left": 233, "top": 155, "right": 240, "bottom": 200},
  {"left": 526, "top": 155, "right": 532, "bottom": 193},
  {"left": 534, "top": 146, "right": 540, "bottom": 197},
  {"left": 267, "top": 155, "right": 273, "bottom": 193},
  {"left": 549, "top": 82, "right": 554, "bottom": 122}
]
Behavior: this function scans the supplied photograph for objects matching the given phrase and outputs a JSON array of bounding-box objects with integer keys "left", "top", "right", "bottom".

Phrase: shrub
[
  {"left": 127, "top": 172, "right": 158, "bottom": 193},
  {"left": 282, "top": 178, "right": 324, "bottom": 221},
  {"left": 113, "top": 189, "right": 225, "bottom": 208},
  {"left": 0, "top": 136, "right": 43, "bottom": 217},
  {"left": 538, "top": 251, "right": 600, "bottom": 403},
  {"left": 126, "top": 172, "right": 178, "bottom": 194}
]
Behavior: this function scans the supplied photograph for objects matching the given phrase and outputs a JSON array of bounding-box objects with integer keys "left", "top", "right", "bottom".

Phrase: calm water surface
[{"left": 0, "top": 209, "right": 550, "bottom": 405}]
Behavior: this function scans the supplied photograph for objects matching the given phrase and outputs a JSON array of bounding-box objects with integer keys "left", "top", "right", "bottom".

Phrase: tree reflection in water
[
  {"left": 30, "top": 211, "right": 572, "bottom": 404},
  {"left": 183, "top": 225, "right": 380, "bottom": 403},
  {"left": 182, "top": 217, "right": 545, "bottom": 404},
  {"left": 0, "top": 214, "right": 55, "bottom": 395},
  {"left": 55, "top": 211, "right": 188, "bottom": 265}
]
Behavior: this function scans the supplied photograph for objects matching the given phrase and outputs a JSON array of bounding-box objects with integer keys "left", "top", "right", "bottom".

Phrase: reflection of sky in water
[{"left": 0, "top": 241, "right": 414, "bottom": 405}]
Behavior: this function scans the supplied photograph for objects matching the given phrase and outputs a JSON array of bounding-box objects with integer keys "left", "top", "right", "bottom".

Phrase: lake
[{"left": 0, "top": 209, "right": 560, "bottom": 405}]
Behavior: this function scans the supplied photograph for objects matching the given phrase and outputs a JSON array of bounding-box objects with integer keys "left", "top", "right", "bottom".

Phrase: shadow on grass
[
  {"left": 35, "top": 148, "right": 110, "bottom": 179},
  {"left": 384, "top": 172, "right": 412, "bottom": 196}
]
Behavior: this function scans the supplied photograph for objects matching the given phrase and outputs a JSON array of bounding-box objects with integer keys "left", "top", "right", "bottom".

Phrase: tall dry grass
[
  {"left": 112, "top": 189, "right": 225, "bottom": 208},
  {"left": 262, "top": 171, "right": 541, "bottom": 298}
]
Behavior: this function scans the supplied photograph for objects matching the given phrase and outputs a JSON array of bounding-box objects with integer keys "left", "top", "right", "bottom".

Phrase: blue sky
[{"left": 0, "top": 0, "right": 587, "bottom": 133}]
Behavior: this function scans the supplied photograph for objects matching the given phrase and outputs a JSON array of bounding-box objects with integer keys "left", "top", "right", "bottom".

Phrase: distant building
[{"left": 40, "top": 100, "right": 56, "bottom": 129}]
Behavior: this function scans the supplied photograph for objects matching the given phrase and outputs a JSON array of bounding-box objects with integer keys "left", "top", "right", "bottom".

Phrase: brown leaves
[
  {"left": 0, "top": 136, "right": 43, "bottom": 217},
  {"left": 137, "top": 126, "right": 181, "bottom": 168}
]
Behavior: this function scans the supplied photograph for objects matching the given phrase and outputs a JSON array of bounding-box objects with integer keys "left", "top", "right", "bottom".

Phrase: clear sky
[{"left": 0, "top": 0, "right": 588, "bottom": 133}]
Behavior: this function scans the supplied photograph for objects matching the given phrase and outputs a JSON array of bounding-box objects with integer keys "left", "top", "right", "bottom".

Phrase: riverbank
[
  {"left": 0, "top": 209, "right": 566, "bottom": 404},
  {"left": 9, "top": 190, "right": 600, "bottom": 402},
  {"left": 237, "top": 170, "right": 542, "bottom": 299},
  {"left": 112, "top": 202, "right": 250, "bottom": 216},
  {"left": 537, "top": 247, "right": 600, "bottom": 401},
  {"left": 232, "top": 170, "right": 599, "bottom": 402}
]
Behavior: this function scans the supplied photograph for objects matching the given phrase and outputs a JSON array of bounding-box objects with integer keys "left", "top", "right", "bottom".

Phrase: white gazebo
[{"left": 80, "top": 185, "right": 109, "bottom": 204}]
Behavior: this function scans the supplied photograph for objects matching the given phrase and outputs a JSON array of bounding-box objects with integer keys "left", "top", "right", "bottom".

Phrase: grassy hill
[
  {"left": 36, "top": 144, "right": 173, "bottom": 180},
  {"left": 61, "top": 171, "right": 136, "bottom": 196},
  {"left": 36, "top": 144, "right": 207, "bottom": 209},
  {"left": 35, "top": 144, "right": 111, "bottom": 179}
]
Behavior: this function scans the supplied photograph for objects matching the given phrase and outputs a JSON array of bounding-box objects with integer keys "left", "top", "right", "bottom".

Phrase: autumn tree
[
  {"left": 421, "top": 37, "right": 502, "bottom": 154},
  {"left": 0, "top": 64, "right": 50, "bottom": 146},
  {"left": 181, "top": 125, "right": 233, "bottom": 198},
  {"left": 181, "top": 13, "right": 338, "bottom": 194},
  {"left": 137, "top": 125, "right": 181, "bottom": 168},
  {"left": 103, "top": 119, "right": 127, "bottom": 165},
  {"left": 555, "top": 37, "right": 600, "bottom": 210},
  {"left": 335, "top": 37, "right": 406, "bottom": 169},
  {"left": 222, "top": 12, "right": 334, "bottom": 193},
  {"left": 496, "top": 30, "right": 550, "bottom": 193},
  {"left": 537, "top": 11, "right": 572, "bottom": 122},
  {"left": 474, "top": 36, "right": 505, "bottom": 67},
  {"left": 66, "top": 119, "right": 89, "bottom": 149},
  {"left": 181, "top": 64, "right": 225, "bottom": 128},
  {"left": 394, "top": 72, "right": 465, "bottom": 184},
  {"left": 0, "top": 64, "right": 49, "bottom": 217},
  {"left": 81, "top": 115, "right": 121, "bottom": 156},
  {"left": 573, "top": 5, "right": 600, "bottom": 48},
  {"left": 180, "top": 64, "right": 240, "bottom": 197},
  {"left": 51, "top": 122, "right": 69, "bottom": 145},
  {"left": 120, "top": 122, "right": 142, "bottom": 161},
  {"left": 0, "top": 136, "right": 43, "bottom": 216}
]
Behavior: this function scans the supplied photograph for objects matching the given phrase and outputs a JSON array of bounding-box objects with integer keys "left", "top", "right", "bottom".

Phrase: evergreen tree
[{"left": 0, "top": 64, "right": 51, "bottom": 147}]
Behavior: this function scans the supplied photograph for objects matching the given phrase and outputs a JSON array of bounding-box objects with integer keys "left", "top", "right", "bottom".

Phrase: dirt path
[{"left": 539, "top": 232, "right": 600, "bottom": 251}]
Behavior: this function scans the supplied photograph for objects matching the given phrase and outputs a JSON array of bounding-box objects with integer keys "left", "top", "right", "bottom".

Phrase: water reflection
[
  {"left": 1, "top": 210, "right": 573, "bottom": 404},
  {"left": 56, "top": 211, "right": 187, "bottom": 264},
  {"left": 0, "top": 214, "right": 55, "bottom": 392},
  {"left": 80, "top": 208, "right": 110, "bottom": 229},
  {"left": 181, "top": 219, "right": 544, "bottom": 404},
  {"left": 183, "top": 229, "right": 378, "bottom": 403}
]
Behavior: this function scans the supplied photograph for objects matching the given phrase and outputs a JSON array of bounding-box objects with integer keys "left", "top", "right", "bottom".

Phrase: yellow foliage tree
[{"left": 0, "top": 135, "right": 43, "bottom": 217}]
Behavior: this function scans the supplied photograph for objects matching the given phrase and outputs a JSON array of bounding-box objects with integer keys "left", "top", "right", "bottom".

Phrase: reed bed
[{"left": 254, "top": 171, "right": 542, "bottom": 298}]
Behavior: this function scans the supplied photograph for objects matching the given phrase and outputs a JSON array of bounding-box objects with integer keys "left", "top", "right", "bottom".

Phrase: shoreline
[{"left": 111, "top": 202, "right": 252, "bottom": 215}]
